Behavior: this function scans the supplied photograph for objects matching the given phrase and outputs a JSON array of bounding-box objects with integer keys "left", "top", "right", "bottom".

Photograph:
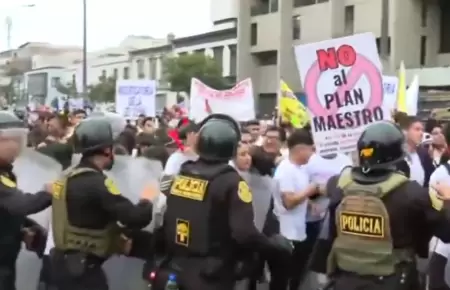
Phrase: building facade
[{"left": 236, "top": 0, "right": 450, "bottom": 111}]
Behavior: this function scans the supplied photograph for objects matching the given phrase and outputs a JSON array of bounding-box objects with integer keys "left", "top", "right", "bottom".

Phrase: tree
[
  {"left": 163, "top": 53, "right": 230, "bottom": 93},
  {"left": 88, "top": 76, "right": 116, "bottom": 103}
]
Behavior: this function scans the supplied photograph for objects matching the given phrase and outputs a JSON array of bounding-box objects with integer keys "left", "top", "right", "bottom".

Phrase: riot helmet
[
  {"left": 196, "top": 114, "right": 241, "bottom": 162},
  {"left": 357, "top": 121, "right": 405, "bottom": 172},
  {"left": 73, "top": 113, "right": 125, "bottom": 155}
]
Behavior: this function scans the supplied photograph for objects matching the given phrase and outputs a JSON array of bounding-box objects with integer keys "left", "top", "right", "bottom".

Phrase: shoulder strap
[
  {"left": 377, "top": 173, "right": 408, "bottom": 198},
  {"left": 337, "top": 167, "right": 353, "bottom": 190},
  {"left": 66, "top": 167, "right": 98, "bottom": 178}
]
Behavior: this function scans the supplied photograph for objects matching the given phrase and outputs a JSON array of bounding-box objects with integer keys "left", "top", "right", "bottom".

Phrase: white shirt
[
  {"left": 304, "top": 153, "right": 352, "bottom": 222},
  {"left": 163, "top": 150, "right": 197, "bottom": 175},
  {"left": 273, "top": 158, "right": 309, "bottom": 241},
  {"left": 407, "top": 151, "right": 425, "bottom": 186}
]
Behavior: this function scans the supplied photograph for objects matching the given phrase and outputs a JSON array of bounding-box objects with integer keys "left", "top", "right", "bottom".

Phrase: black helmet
[
  {"left": 357, "top": 121, "right": 405, "bottom": 170},
  {"left": 196, "top": 114, "right": 241, "bottom": 162},
  {"left": 73, "top": 117, "right": 114, "bottom": 154}
]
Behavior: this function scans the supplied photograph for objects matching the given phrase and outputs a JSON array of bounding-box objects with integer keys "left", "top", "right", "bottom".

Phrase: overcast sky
[{"left": 0, "top": 0, "right": 211, "bottom": 51}]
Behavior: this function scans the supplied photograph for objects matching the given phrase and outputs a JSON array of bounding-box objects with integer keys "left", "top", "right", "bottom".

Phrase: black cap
[
  {"left": 196, "top": 114, "right": 240, "bottom": 162},
  {"left": 357, "top": 121, "right": 405, "bottom": 171}
]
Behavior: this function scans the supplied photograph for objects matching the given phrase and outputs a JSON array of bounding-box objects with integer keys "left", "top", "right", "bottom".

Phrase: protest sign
[
  {"left": 279, "top": 80, "right": 309, "bottom": 128},
  {"left": 189, "top": 78, "right": 255, "bottom": 122},
  {"left": 116, "top": 80, "right": 156, "bottom": 118},
  {"left": 294, "top": 32, "right": 389, "bottom": 155},
  {"left": 382, "top": 75, "right": 398, "bottom": 113}
]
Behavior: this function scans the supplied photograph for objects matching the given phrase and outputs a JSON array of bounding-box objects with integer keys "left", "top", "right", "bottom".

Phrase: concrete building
[{"left": 236, "top": 0, "right": 450, "bottom": 113}]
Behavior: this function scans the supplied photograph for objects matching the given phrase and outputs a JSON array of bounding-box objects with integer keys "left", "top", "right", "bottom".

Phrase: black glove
[{"left": 267, "top": 234, "right": 293, "bottom": 257}]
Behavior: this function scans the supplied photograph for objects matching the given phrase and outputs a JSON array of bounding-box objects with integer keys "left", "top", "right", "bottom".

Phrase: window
[
  {"left": 376, "top": 37, "right": 391, "bottom": 54},
  {"left": 137, "top": 59, "right": 145, "bottom": 79},
  {"left": 123, "top": 67, "right": 129, "bottom": 79},
  {"left": 113, "top": 68, "right": 118, "bottom": 79},
  {"left": 212, "top": 47, "right": 224, "bottom": 72},
  {"left": 292, "top": 16, "right": 301, "bottom": 40},
  {"left": 51, "top": 77, "right": 60, "bottom": 88},
  {"left": 345, "top": 6, "right": 354, "bottom": 35},
  {"left": 294, "top": 0, "right": 315, "bottom": 7},
  {"left": 255, "top": 51, "right": 277, "bottom": 66},
  {"left": 149, "top": 58, "right": 157, "bottom": 79},
  {"left": 251, "top": 23, "right": 258, "bottom": 46},
  {"left": 420, "top": 36, "right": 427, "bottom": 66},
  {"left": 421, "top": 0, "right": 428, "bottom": 27},
  {"left": 439, "top": 0, "right": 450, "bottom": 53},
  {"left": 229, "top": 45, "right": 237, "bottom": 77}
]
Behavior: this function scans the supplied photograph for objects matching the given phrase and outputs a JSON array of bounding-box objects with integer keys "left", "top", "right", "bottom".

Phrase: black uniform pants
[
  {"left": 0, "top": 266, "right": 15, "bottom": 290},
  {"left": 151, "top": 258, "right": 235, "bottom": 290}
]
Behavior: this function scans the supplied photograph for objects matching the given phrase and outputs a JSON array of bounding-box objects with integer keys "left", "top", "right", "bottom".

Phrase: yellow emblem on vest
[
  {"left": 175, "top": 219, "right": 190, "bottom": 246},
  {"left": 171, "top": 176, "right": 208, "bottom": 201},
  {"left": 360, "top": 148, "right": 374, "bottom": 157},
  {"left": 52, "top": 181, "right": 64, "bottom": 199},
  {"left": 238, "top": 181, "right": 252, "bottom": 203},
  {"left": 339, "top": 211, "right": 384, "bottom": 238},
  {"left": 105, "top": 178, "right": 120, "bottom": 195},
  {"left": 0, "top": 175, "right": 16, "bottom": 188},
  {"left": 429, "top": 188, "right": 443, "bottom": 211}
]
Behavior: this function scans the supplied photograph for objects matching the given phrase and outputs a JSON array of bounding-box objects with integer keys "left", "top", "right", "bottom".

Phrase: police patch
[
  {"left": 0, "top": 175, "right": 15, "bottom": 188},
  {"left": 170, "top": 176, "right": 208, "bottom": 201},
  {"left": 105, "top": 178, "right": 120, "bottom": 195},
  {"left": 238, "top": 181, "right": 252, "bottom": 203},
  {"left": 360, "top": 148, "right": 374, "bottom": 158},
  {"left": 339, "top": 211, "right": 384, "bottom": 238},
  {"left": 175, "top": 219, "right": 190, "bottom": 246},
  {"left": 52, "top": 181, "right": 64, "bottom": 199}
]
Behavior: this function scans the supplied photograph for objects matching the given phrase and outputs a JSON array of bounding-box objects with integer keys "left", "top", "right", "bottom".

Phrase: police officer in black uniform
[
  {"left": 314, "top": 121, "right": 450, "bottom": 290},
  {"left": 151, "top": 114, "right": 292, "bottom": 290},
  {"left": 0, "top": 111, "right": 52, "bottom": 290},
  {"left": 50, "top": 116, "right": 156, "bottom": 290}
]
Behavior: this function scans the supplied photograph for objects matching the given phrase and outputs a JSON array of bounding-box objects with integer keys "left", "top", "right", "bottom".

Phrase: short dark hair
[
  {"left": 265, "top": 125, "right": 286, "bottom": 142},
  {"left": 141, "top": 146, "right": 169, "bottom": 167},
  {"left": 398, "top": 116, "right": 421, "bottom": 130},
  {"left": 142, "top": 117, "right": 154, "bottom": 125},
  {"left": 287, "top": 129, "right": 313, "bottom": 149}
]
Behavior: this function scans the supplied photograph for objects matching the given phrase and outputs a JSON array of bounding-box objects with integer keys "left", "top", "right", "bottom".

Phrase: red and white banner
[{"left": 189, "top": 78, "right": 255, "bottom": 122}]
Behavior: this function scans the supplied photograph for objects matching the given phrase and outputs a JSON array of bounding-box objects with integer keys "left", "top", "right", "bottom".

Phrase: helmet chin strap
[{"left": 362, "top": 167, "right": 371, "bottom": 174}]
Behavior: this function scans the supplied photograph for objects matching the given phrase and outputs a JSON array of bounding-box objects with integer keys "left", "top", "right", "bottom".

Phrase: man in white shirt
[{"left": 273, "top": 129, "right": 319, "bottom": 290}]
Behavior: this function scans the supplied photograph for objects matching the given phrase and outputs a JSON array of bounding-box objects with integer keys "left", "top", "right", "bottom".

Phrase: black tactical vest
[{"left": 164, "top": 162, "right": 234, "bottom": 257}]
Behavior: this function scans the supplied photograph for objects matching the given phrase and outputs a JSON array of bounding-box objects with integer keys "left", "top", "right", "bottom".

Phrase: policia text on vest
[
  {"left": 340, "top": 212, "right": 384, "bottom": 238},
  {"left": 171, "top": 176, "right": 208, "bottom": 201}
]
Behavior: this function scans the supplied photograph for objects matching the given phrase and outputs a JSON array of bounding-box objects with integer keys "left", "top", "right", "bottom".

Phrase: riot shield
[
  {"left": 13, "top": 148, "right": 62, "bottom": 290},
  {"left": 242, "top": 171, "right": 273, "bottom": 231},
  {"left": 103, "top": 156, "right": 163, "bottom": 290}
]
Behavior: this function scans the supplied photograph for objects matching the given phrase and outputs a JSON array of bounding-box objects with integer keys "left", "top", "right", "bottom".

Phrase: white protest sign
[
  {"left": 189, "top": 78, "right": 255, "bottom": 122},
  {"left": 294, "top": 32, "right": 390, "bottom": 155},
  {"left": 116, "top": 80, "right": 156, "bottom": 118},
  {"left": 382, "top": 75, "right": 398, "bottom": 113},
  {"left": 68, "top": 98, "right": 84, "bottom": 110}
]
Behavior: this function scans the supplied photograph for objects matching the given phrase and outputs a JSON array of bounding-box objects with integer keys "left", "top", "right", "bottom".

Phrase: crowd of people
[{"left": 2, "top": 108, "right": 450, "bottom": 290}]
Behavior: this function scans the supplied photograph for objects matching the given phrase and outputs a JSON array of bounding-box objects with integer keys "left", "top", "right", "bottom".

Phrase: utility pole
[
  {"left": 380, "top": 0, "right": 390, "bottom": 69},
  {"left": 5, "top": 16, "right": 12, "bottom": 50},
  {"left": 82, "top": 0, "right": 88, "bottom": 98}
]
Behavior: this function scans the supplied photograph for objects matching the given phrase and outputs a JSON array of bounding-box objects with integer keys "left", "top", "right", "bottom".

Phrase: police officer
[
  {"left": 0, "top": 111, "right": 53, "bottom": 290},
  {"left": 317, "top": 121, "right": 450, "bottom": 290},
  {"left": 151, "top": 114, "right": 292, "bottom": 290},
  {"left": 50, "top": 116, "right": 156, "bottom": 290}
]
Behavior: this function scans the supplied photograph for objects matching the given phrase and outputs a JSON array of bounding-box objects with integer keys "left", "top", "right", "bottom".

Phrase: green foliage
[
  {"left": 163, "top": 53, "right": 229, "bottom": 93},
  {"left": 88, "top": 76, "right": 116, "bottom": 103}
]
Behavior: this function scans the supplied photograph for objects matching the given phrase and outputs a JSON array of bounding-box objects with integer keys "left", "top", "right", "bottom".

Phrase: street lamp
[
  {"left": 82, "top": 0, "right": 87, "bottom": 98},
  {"left": 4, "top": 4, "right": 36, "bottom": 50}
]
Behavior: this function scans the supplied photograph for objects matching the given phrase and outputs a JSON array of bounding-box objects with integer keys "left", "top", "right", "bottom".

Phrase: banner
[
  {"left": 382, "top": 75, "right": 399, "bottom": 113},
  {"left": 189, "top": 78, "right": 255, "bottom": 122},
  {"left": 279, "top": 80, "right": 309, "bottom": 128},
  {"left": 116, "top": 80, "right": 156, "bottom": 118},
  {"left": 397, "top": 61, "right": 407, "bottom": 113},
  {"left": 294, "top": 32, "right": 390, "bottom": 155}
]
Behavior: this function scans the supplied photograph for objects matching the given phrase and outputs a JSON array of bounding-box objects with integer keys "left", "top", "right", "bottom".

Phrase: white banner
[
  {"left": 382, "top": 75, "right": 398, "bottom": 113},
  {"left": 116, "top": 80, "right": 156, "bottom": 118},
  {"left": 294, "top": 32, "right": 390, "bottom": 155},
  {"left": 189, "top": 78, "right": 255, "bottom": 122}
]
